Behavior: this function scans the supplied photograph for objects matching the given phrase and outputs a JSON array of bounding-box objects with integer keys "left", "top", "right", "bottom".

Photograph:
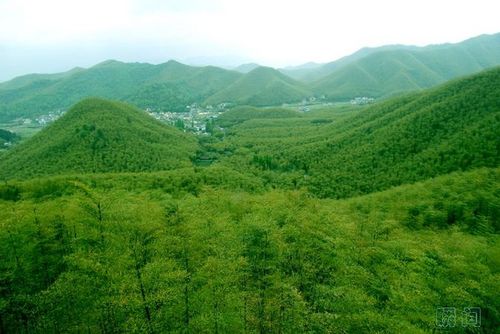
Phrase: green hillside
[
  {"left": 0, "top": 60, "right": 242, "bottom": 122},
  {"left": 0, "top": 98, "right": 198, "bottom": 180},
  {"left": 210, "top": 67, "right": 500, "bottom": 198},
  {"left": 312, "top": 33, "right": 500, "bottom": 99},
  {"left": 206, "top": 66, "right": 311, "bottom": 106}
]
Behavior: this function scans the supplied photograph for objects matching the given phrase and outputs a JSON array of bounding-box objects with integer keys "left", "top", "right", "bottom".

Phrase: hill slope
[
  {"left": 312, "top": 33, "right": 500, "bottom": 99},
  {"left": 213, "top": 67, "right": 500, "bottom": 198},
  {"left": 0, "top": 60, "right": 242, "bottom": 121},
  {"left": 205, "top": 66, "right": 311, "bottom": 106},
  {"left": 0, "top": 98, "right": 198, "bottom": 179}
]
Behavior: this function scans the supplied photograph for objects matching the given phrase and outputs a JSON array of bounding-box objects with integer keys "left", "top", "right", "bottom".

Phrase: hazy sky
[{"left": 1, "top": 0, "right": 499, "bottom": 81}]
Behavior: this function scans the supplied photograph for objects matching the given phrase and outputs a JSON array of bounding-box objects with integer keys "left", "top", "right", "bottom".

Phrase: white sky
[{"left": 1, "top": 0, "right": 499, "bottom": 81}]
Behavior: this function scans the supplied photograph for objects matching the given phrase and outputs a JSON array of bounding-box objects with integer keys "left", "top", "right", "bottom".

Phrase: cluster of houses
[
  {"left": 14, "top": 110, "right": 66, "bottom": 127},
  {"left": 350, "top": 97, "right": 375, "bottom": 105},
  {"left": 146, "top": 103, "right": 227, "bottom": 134},
  {"left": 35, "top": 110, "right": 66, "bottom": 125}
]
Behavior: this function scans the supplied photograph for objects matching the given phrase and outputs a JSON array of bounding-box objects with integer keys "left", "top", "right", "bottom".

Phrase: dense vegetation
[
  {"left": 0, "top": 167, "right": 498, "bottom": 333},
  {"left": 0, "top": 98, "right": 198, "bottom": 179},
  {"left": 0, "top": 58, "right": 498, "bottom": 332}
]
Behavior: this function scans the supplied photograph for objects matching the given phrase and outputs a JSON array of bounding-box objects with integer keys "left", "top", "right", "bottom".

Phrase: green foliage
[
  {"left": 0, "top": 98, "right": 198, "bottom": 179},
  {"left": 0, "top": 168, "right": 498, "bottom": 332}
]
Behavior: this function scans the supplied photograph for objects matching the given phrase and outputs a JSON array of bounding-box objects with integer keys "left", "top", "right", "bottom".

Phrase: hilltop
[
  {"left": 0, "top": 98, "right": 198, "bottom": 179},
  {"left": 205, "top": 66, "right": 311, "bottom": 106}
]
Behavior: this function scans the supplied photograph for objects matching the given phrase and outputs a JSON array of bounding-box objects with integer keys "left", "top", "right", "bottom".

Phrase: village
[
  {"left": 3, "top": 97, "right": 374, "bottom": 141},
  {"left": 145, "top": 103, "right": 228, "bottom": 134}
]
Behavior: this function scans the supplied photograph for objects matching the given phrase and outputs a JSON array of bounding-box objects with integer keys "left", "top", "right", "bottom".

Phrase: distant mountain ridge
[
  {"left": 0, "top": 60, "right": 243, "bottom": 121},
  {"left": 0, "top": 33, "right": 498, "bottom": 122},
  {"left": 310, "top": 33, "right": 500, "bottom": 99}
]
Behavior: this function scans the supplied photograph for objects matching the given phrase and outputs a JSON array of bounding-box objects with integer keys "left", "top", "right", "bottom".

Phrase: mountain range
[{"left": 0, "top": 33, "right": 499, "bottom": 123}]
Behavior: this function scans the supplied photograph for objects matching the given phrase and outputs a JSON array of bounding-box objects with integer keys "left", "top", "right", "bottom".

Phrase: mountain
[
  {"left": 125, "top": 64, "right": 242, "bottom": 111},
  {"left": 205, "top": 66, "right": 311, "bottom": 106},
  {"left": 233, "top": 63, "right": 261, "bottom": 73},
  {"left": 0, "top": 60, "right": 242, "bottom": 122},
  {"left": 0, "top": 67, "right": 85, "bottom": 91},
  {"left": 0, "top": 98, "right": 198, "bottom": 180},
  {"left": 312, "top": 33, "right": 500, "bottom": 99},
  {"left": 287, "top": 45, "right": 417, "bottom": 82},
  {"left": 213, "top": 67, "right": 500, "bottom": 198}
]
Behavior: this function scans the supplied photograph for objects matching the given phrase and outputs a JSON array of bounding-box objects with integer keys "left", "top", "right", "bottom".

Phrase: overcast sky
[{"left": 1, "top": 0, "right": 499, "bottom": 82}]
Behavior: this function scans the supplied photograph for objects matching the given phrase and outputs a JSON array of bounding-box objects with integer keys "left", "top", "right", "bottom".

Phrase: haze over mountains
[{"left": 0, "top": 33, "right": 499, "bottom": 122}]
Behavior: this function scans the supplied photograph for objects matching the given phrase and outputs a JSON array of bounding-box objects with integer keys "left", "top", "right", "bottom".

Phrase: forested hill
[
  {"left": 213, "top": 67, "right": 500, "bottom": 198},
  {"left": 305, "top": 67, "right": 500, "bottom": 197},
  {"left": 312, "top": 33, "right": 500, "bottom": 99},
  {"left": 0, "top": 60, "right": 243, "bottom": 122},
  {"left": 0, "top": 98, "right": 198, "bottom": 180},
  {"left": 205, "top": 66, "right": 311, "bottom": 106}
]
